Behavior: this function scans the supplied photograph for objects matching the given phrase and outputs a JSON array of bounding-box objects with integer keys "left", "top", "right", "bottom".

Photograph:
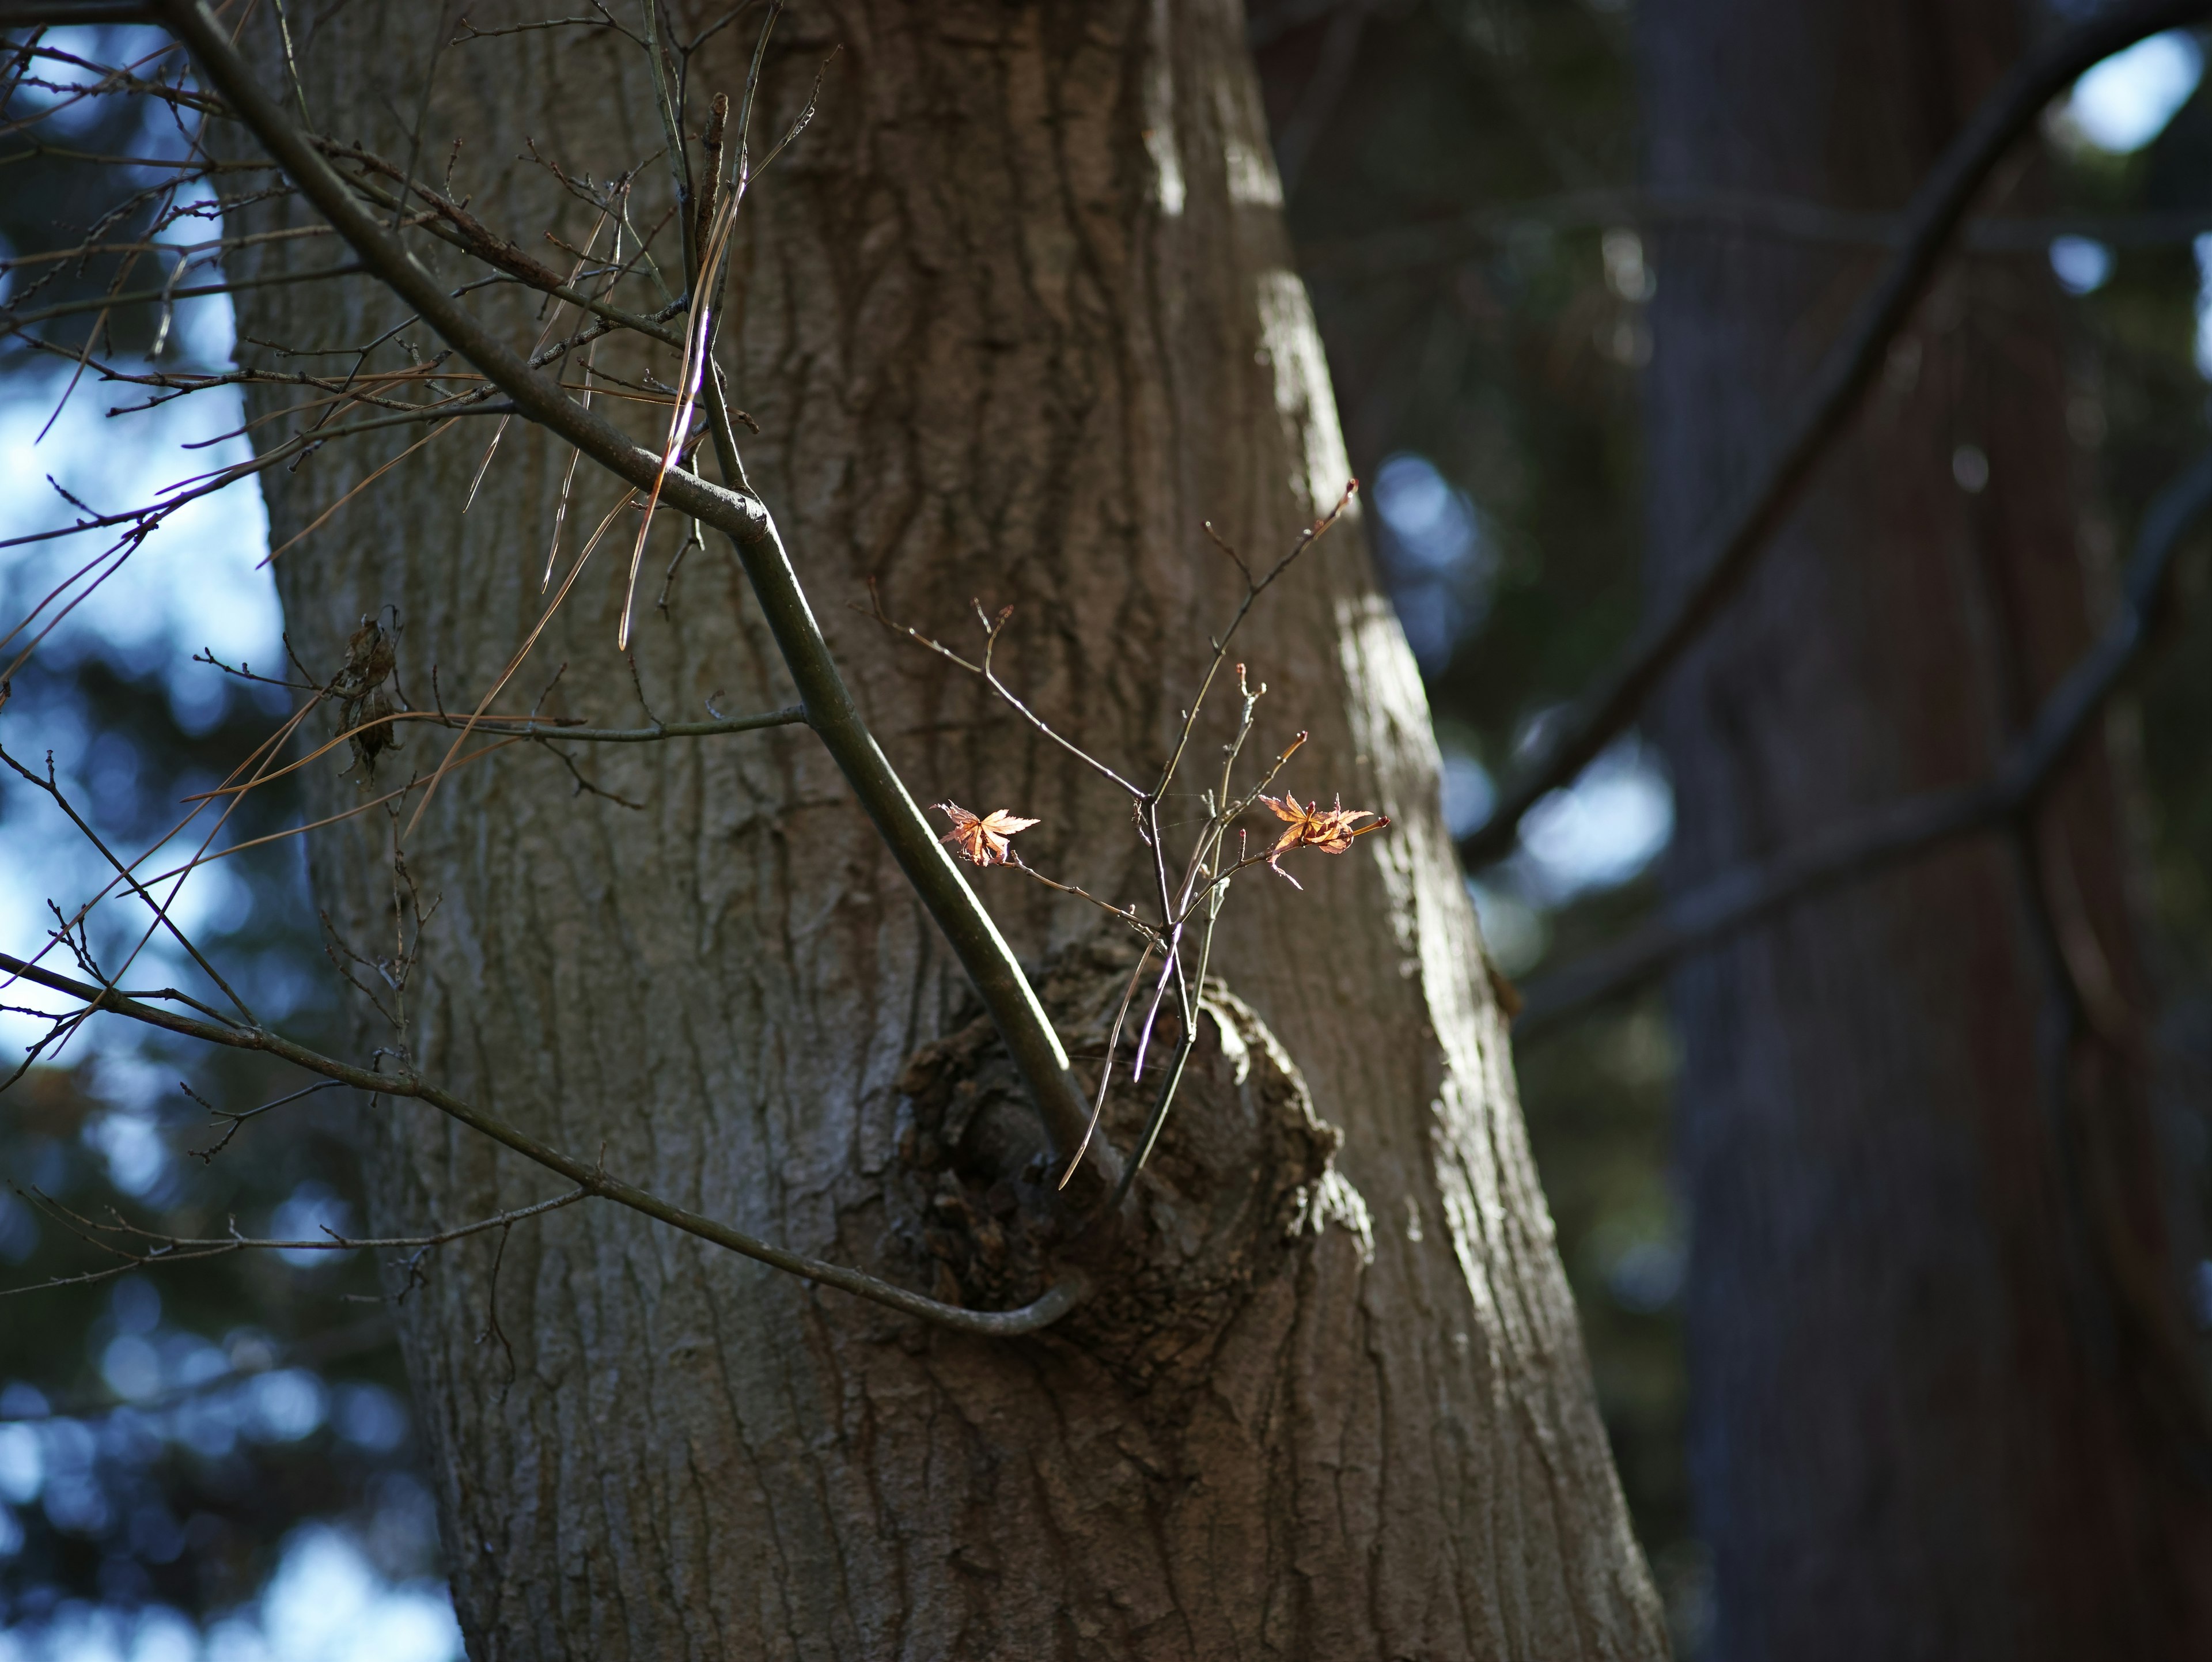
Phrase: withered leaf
[
  {"left": 331, "top": 616, "right": 395, "bottom": 702},
  {"left": 934, "top": 801, "right": 1040, "bottom": 867},
  {"left": 1256, "top": 792, "right": 1387, "bottom": 885}
]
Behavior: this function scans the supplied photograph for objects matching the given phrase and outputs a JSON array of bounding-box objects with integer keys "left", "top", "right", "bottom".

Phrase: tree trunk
[
  {"left": 230, "top": 3, "right": 1664, "bottom": 1655},
  {"left": 1641, "top": 3, "right": 2212, "bottom": 1657}
]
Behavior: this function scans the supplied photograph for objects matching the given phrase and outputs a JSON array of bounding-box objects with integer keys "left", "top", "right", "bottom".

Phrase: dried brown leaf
[
  {"left": 1256, "top": 792, "right": 1388, "bottom": 874},
  {"left": 934, "top": 801, "right": 1040, "bottom": 867}
]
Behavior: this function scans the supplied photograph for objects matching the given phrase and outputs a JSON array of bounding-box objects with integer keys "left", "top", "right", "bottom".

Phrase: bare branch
[
  {"left": 1514, "top": 449, "right": 2212, "bottom": 1035},
  {"left": 0, "top": 260, "right": 366, "bottom": 334},
  {"left": 0, "top": 952, "right": 1091, "bottom": 1335},
  {"left": 0, "top": 745, "right": 257, "bottom": 1023},
  {"left": 183, "top": 1076, "right": 346, "bottom": 1161},
  {"left": 311, "top": 138, "right": 685, "bottom": 348},
  {"left": 1151, "top": 483, "right": 1355, "bottom": 802},
  {"left": 145, "top": 0, "right": 1101, "bottom": 1172},
  {"left": 1458, "top": 0, "right": 2212, "bottom": 870},
  {"left": 865, "top": 584, "right": 1145, "bottom": 798},
  {"left": 4, "top": 1182, "right": 594, "bottom": 1298}
]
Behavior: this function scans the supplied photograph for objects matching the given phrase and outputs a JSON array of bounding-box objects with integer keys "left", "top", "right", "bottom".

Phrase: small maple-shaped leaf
[
  {"left": 934, "top": 801, "right": 1041, "bottom": 866},
  {"left": 1257, "top": 792, "right": 1388, "bottom": 886}
]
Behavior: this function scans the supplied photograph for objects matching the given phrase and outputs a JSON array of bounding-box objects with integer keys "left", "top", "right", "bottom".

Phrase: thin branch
[
  {"left": 139, "top": 738, "right": 528, "bottom": 887},
  {"left": 1152, "top": 487, "right": 1354, "bottom": 801},
  {"left": 0, "top": 953, "right": 1090, "bottom": 1335},
  {"left": 1108, "top": 891, "right": 1224, "bottom": 1212},
  {"left": 160, "top": 0, "right": 1101, "bottom": 1182},
  {"left": 865, "top": 585, "right": 1144, "bottom": 797},
  {"left": 314, "top": 139, "right": 685, "bottom": 348},
  {"left": 1514, "top": 449, "right": 2212, "bottom": 1036},
  {"left": 1003, "top": 853, "right": 1152, "bottom": 932},
  {"left": 262, "top": 414, "right": 464, "bottom": 563},
  {"left": 428, "top": 703, "right": 810, "bottom": 744},
  {"left": 451, "top": 9, "right": 641, "bottom": 46},
  {"left": 0, "top": 143, "right": 271, "bottom": 172},
  {"left": 1457, "top": 0, "right": 2212, "bottom": 871},
  {"left": 183, "top": 1075, "right": 345, "bottom": 1160},
  {"left": 4, "top": 699, "right": 324, "bottom": 989},
  {"left": 0, "top": 745, "right": 257, "bottom": 1024},
  {"left": 0, "top": 261, "right": 366, "bottom": 334},
  {"left": 0, "top": 391, "right": 516, "bottom": 570},
  {"left": 5, "top": 1182, "right": 594, "bottom": 1297},
  {"left": 1056, "top": 941, "right": 1155, "bottom": 1190}
]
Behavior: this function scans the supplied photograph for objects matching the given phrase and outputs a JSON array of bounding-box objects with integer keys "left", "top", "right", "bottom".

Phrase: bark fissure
[{"left": 213, "top": 1, "right": 1667, "bottom": 1653}]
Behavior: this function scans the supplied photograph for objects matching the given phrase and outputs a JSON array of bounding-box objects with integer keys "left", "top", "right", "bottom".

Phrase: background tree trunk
[
  {"left": 230, "top": 2, "right": 1664, "bottom": 1655},
  {"left": 1641, "top": 2, "right": 2212, "bottom": 1657}
]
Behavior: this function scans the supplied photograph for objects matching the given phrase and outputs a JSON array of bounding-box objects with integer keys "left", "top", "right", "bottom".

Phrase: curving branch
[
  {"left": 1514, "top": 450, "right": 2212, "bottom": 1038},
  {"left": 0, "top": 949, "right": 1090, "bottom": 1335},
  {"left": 1457, "top": 0, "right": 2212, "bottom": 871},
  {"left": 153, "top": 0, "right": 1103, "bottom": 1179}
]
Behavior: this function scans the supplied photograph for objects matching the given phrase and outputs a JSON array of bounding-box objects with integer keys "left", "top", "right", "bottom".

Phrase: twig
[
  {"left": 0, "top": 745, "right": 258, "bottom": 1024},
  {"left": 537, "top": 739, "right": 647, "bottom": 809},
  {"left": 181, "top": 703, "right": 809, "bottom": 801},
  {"left": 149, "top": 0, "right": 1099, "bottom": 1177},
  {"left": 183, "top": 1076, "right": 346, "bottom": 1161},
  {"left": 1108, "top": 889, "right": 1224, "bottom": 1212},
  {"left": 864, "top": 585, "right": 1145, "bottom": 798},
  {"left": 1056, "top": 941, "right": 1156, "bottom": 1190},
  {"left": 0, "top": 261, "right": 366, "bottom": 332},
  {"left": 1004, "top": 854, "right": 1150, "bottom": 932},
  {"left": 4, "top": 1182, "right": 594, "bottom": 1297}
]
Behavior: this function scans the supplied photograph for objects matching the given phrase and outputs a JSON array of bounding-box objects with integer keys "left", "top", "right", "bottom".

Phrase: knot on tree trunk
[{"left": 892, "top": 938, "right": 1371, "bottom": 1382}]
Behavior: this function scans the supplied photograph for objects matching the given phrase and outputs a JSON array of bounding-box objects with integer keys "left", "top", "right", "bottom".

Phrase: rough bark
[
  {"left": 229, "top": 2, "right": 1664, "bottom": 1656},
  {"left": 1641, "top": 3, "right": 2212, "bottom": 1657}
]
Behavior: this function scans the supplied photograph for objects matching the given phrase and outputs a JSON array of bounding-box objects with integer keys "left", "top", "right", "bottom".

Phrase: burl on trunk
[{"left": 232, "top": 3, "right": 1662, "bottom": 1656}]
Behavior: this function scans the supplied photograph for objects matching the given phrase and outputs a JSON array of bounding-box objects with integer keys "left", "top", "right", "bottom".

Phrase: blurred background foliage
[
  {"left": 1, "top": 25, "right": 461, "bottom": 1659},
  {"left": 1251, "top": 2, "right": 2212, "bottom": 1649},
  {"left": 3, "top": 3, "right": 2211, "bottom": 1657}
]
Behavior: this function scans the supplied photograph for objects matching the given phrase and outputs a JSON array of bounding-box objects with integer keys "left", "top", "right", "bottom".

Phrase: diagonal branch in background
[
  {"left": 0, "top": 951, "right": 1090, "bottom": 1335},
  {"left": 1514, "top": 450, "right": 2212, "bottom": 1038},
  {"left": 1457, "top": 0, "right": 2212, "bottom": 872},
  {"left": 152, "top": 0, "right": 1104, "bottom": 1182},
  {"left": 1300, "top": 195, "right": 2212, "bottom": 281}
]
